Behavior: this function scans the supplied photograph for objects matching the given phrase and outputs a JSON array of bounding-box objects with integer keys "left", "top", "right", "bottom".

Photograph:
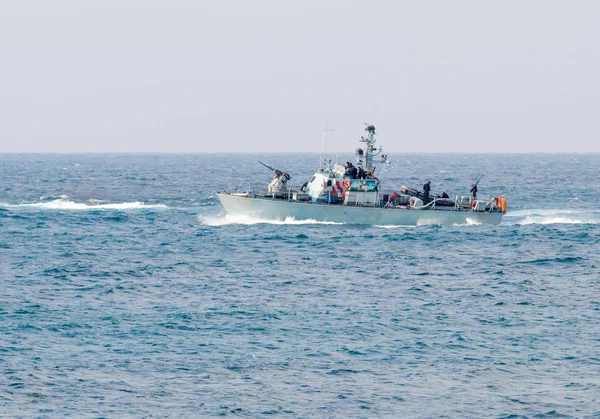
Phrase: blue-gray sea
[{"left": 1, "top": 153, "right": 599, "bottom": 418}]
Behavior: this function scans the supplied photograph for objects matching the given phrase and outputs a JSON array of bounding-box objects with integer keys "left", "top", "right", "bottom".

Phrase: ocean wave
[
  {"left": 0, "top": 199, "right": 167, "bottom": 210},
  {"left": 373, "top": 225, "right": 417, "bottom": 229},
  {"left": 452, "top": 218, "right": 482, "bottom": 226},
  {"left": 506, "top": 209, "right": 586, "bottom": 217},
  {"left": 516, "top": 216, "right": 593, "bottom": 225},
  {"left": 504, "top": 209, "right": 598, "bottom": 225},
  {"left": 198, "top": 213, "right": 344, "bottom": 226},
  {"left": 519, "top": 256, "right": 585, "bottom": 265}
]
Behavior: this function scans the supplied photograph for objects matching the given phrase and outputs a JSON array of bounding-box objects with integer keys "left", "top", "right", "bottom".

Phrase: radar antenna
[{"left": 358, "top": 123, "right": 383, "bottom": 171}]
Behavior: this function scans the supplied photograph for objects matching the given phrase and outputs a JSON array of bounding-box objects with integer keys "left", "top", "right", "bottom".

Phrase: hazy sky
[{"left": 1, "top": 1, "right": 599, "bottom": 153}]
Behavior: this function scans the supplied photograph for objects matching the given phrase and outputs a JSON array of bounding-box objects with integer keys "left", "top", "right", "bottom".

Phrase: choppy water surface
[{"left": 1, "top": 153, "right": 599, "bottom": 418}]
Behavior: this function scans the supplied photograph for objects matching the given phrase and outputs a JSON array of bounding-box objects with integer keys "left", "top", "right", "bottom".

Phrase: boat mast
[
  {"left": 358, "top": 124, "right": 381, "bottom": 170},
  {"left": 322, "top": 124, "right": 335, "bottom": 172}
]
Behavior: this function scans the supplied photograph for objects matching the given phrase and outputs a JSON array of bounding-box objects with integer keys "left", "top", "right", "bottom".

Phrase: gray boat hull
[{"left": 217, "top": 194, "right": 503, "bottom": 225}]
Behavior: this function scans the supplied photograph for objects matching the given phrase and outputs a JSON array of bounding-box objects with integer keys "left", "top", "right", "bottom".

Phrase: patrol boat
[{"left": 217, "top": 124, "right": 507, "bottom": 225}]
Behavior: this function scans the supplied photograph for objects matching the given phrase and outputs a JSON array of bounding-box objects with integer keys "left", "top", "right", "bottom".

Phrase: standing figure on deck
[
  {"left": 357, "top": 166, "right": 366, "bottom": 179},
  {"left": 423, "top": 181, "right": 431, "bottom": 201},
  {"left": 470, "top": 183, "right": 478, "bottom": 199},
  {"left": 347, "top": 163, "right": 358, "bottom": 179}
]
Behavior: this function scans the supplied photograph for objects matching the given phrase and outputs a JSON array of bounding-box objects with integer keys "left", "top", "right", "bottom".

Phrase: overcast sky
[{"left": 1, "top": 1, "right": 599, "bottom": 153}]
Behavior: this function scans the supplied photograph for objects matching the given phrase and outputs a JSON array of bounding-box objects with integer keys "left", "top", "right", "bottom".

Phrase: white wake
[
  {"left": 1, "top": 199, "right": 167, "bottom": 210},
  {"left": 198, "top": 213, "right": 344, "bottom": 226},
  {"left": 504, "top": 209, "right": 598, "bottom": 225},
  {"left": 373, "top": 224, "right": 417, "bottom": 229},
  {"left": 452, "top": 218, "right": 483, "bottom": 226}
]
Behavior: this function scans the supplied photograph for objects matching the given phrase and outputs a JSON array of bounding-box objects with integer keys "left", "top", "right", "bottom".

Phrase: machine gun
[
  {"left": 470, "top": 173, "right": 485, "bottom": 198},
  {"left": 259, "top": 161, "right": 291, "bottom": 180},
  {"left": 259, "top": 161, "right": 291, "bottom": 193}
]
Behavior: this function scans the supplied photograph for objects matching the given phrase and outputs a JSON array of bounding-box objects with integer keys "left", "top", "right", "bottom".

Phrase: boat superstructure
[{"left": 217, "top": 124, "right": 507, "bottom": 225}]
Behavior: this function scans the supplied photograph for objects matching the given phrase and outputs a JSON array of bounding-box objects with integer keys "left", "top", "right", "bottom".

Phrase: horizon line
[{"left": 1, "top": 151, "right": 599, "bottom": 155}]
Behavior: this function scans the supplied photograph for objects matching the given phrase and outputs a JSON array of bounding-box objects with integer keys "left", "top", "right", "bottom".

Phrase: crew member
[
  {"left": 366, "top": 166, "right": 377, "bottom": 179},
  {"left": 357, "top": 166, "right": 365, "bottom": 179},
  {"left": 423, "top": 181, "right": 431, "bottom": 201},
  {"left": 470, "top": 184, "right": 478, "bottom": 199},
  {"left": 347, "top": 162, "right": 358, "bottom": 179}
]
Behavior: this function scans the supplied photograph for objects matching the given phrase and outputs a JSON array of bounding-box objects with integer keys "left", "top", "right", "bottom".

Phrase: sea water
[{"left": 1, "top": 153, "right": 599, "bottom": 418}]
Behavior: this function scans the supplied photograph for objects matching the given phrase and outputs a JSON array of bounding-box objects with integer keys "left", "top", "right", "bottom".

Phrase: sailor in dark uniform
[
  {"left": 470, "top": 184, "right": 478, "bottom": 199},
  {"left": 345, "top": 162, "right": 354, "bottom": 178},
  {"left": 347, "top": 163, "right": 358, "bottom": 179},
  {"left": 357, "top": 166, "right": 365, "bottom": 179},
  {"left": 423, "top": 181, "right": 431, "bottom": 201}
]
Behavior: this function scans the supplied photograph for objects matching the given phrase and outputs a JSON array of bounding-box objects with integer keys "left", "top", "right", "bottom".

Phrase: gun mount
[{"left": 259, "top": 161, "right": 292, "bottom": 193}]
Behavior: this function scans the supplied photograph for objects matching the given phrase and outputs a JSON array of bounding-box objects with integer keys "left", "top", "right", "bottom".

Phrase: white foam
[
  {"left": 373, "top": 224, "right": 417, "bottom": 229},
  {"left": 503, "top": 208, "right": 598, "bottom": 225},
  {"left": 416, "top": 218, "right": 442, "bottom": 226},
  {"left": 198, "top": 213, "right": 343, "bottom": 226},
  {"left": 2, "top": 199, "right": 167, "bottom": 210},
  {"left": 517, "top": 216, "right": 592, "bottom": 225},
  {"left": 452, "top": 218, "right": 482, "bottom": 226},
  {"left": 506, "top": 209, "right": 583, "bottom": 217}
]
